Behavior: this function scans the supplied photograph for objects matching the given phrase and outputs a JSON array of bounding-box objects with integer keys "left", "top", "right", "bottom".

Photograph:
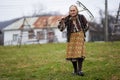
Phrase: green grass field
[{"left": 0, "top": 42, "right": 120, "bottom": 80}]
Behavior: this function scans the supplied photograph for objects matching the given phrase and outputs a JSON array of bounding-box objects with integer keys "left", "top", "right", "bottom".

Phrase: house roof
[
  {"left": 3, "top": 17, "right": 38, "bottom": 31},
  {"left": 0, "top": 18, "right": 21, "bottom": 30},
  {"left": 2, "top": 15, "right": 64, "bottom": 31},
  {"left": 3, "top": 15, "right": 102, "bottom": 32},
  {"left": 34, "top": 16, "right": 64, "bottom": 29}
]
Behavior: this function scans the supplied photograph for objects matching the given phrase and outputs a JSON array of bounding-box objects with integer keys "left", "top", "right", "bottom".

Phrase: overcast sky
[{"left": 0, "top": 0, "right": 119, "bottom": 22}]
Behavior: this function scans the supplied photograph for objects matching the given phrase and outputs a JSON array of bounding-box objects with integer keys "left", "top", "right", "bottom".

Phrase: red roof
[{"left": 34, "top": 15, "right": 65, "bottom": 29}]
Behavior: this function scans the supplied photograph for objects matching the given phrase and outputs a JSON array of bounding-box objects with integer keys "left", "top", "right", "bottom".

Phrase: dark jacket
[{"left": 58, "top": 14, "right": 88, "bottom": 42}]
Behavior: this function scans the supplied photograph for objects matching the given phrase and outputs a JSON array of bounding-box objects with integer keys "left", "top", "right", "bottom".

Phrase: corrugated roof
[
  {"left": 3, "top": 19, "right": 23, "bottom": 31},
  {"left": 19, "top": 17, "right": 38, "bottom": 30},
  {"left": 3, "top": 15, "right": 64, "bottom": 31},
  {"left": 34, "top": 15, "right": 64, "bottom": 29}
]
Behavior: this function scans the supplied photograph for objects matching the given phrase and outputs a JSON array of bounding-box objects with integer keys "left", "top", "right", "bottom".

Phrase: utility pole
[{"left": 105, "top": 0, "right": 108, "bottom": 41}]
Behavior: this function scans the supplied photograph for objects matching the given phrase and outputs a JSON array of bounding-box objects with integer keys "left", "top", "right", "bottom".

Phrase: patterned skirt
[{"left": 66, "top": 31, "right": 85, "bottom": 61}]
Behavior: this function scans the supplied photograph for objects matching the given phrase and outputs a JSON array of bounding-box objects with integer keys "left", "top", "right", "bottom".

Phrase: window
[
  {"left": 47, "top": 31, "right": 55, "bottom": 42},
  {"left": 28, "top": 29, "right": 35, "bottom": 39},
  {"left": 36, "top": 31, "right": 45, "bottom": 40},
  {"left": 13, "top": 34, "right": 18, "bottom": 41}
]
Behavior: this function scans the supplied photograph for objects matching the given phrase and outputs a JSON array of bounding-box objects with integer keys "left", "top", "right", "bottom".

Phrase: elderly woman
[{"left": 58, "top": 5, "right": 88, "bottom": 76}]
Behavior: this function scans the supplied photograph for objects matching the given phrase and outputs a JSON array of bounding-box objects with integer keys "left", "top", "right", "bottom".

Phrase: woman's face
[{"left": 69, "top": 6, "right": 78, "bottom": 17}]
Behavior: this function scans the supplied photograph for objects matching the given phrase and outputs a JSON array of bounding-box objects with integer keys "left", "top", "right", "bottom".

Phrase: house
[
  {"left": 0, "top": 16, "right": 66, "bottom": 46},
  {"left": 88, "top": 22, "right": 104, "bottom": 42},
  {"left": 0, "top": 18, "right": 21, "bottom": 45},
  {"left": 0, "top": 15, "right": 90, "bottom": 46}
]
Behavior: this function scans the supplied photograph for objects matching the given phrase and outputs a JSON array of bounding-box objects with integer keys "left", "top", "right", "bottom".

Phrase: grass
[{"left": 0, "top": 42, "right": 120, "bottom": 80}]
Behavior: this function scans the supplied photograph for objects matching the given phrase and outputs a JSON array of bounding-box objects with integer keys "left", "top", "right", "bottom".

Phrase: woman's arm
[{"left": 58, "top": 18, "right": 66, "bottom": 31}]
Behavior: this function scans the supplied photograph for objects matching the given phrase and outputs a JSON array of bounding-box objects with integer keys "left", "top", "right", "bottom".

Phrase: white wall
[
  {"left": 3, "top": 30, "right": 30, "bottom": 46},
  {"left": 4, "top": 30, "right": 20, "bottom": 45},
  {"left": 85, "top": 30, "right": 89, "bottom": 42},
  {"left": 54, "top": 28, "right": 67, "bottom": 43},
  {"left": 3, "top": 28, "right": 89, "bottom": 46}
]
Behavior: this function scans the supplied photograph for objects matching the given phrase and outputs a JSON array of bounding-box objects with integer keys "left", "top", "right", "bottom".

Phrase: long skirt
[{"left": 66, "top": 31, "right": 86, "bottom": 61}]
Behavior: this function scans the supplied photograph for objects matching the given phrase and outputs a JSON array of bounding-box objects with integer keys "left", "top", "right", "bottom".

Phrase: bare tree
[{"left": 32, "top": 3, "right": 46, "bottom": 17}]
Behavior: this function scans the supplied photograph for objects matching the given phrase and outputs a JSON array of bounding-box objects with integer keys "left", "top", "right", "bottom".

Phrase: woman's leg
[
  {"left": 72, "top": 61, "right": 77, "bottom": 74},
  {"left": 77, "top": 58, "right": 84, "bottom": 76}
]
